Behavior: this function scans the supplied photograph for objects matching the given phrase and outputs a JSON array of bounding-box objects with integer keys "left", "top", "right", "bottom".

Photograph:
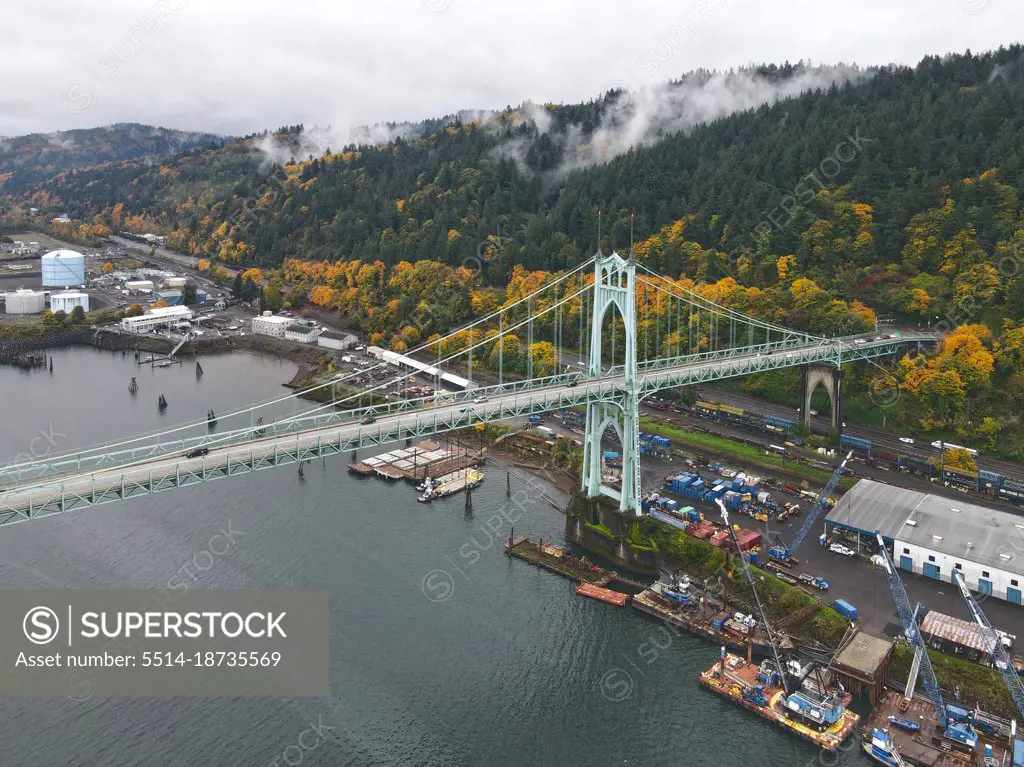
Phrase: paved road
[{"left": 0, "top": 335, "right": 927, "bottom": 516}]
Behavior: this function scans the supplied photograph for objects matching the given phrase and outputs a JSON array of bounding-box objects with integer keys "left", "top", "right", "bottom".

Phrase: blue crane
[
  {"left": 769, "top": 451, "right": 853, "bottom": 562},
  {"left": 876, "top": 532, "right": 978, "bottom": 750},
  {"left": 953, "top": 569, "right": 1024, "bottom": 722},
  {"left": 716, "top": 498, "right": 792, "bottom": 695}
]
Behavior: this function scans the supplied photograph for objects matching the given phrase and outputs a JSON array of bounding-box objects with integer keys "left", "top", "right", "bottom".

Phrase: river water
[{"left": 0, "top": 348, "right": 870, "bottom": 766}]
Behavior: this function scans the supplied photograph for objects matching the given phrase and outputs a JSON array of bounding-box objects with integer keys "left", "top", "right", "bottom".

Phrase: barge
[
  {"left": 349, "top": 441, "right": 484, "bottom": 481},
  {"left": 416, "top": 468, "right": 484, "bottom": 502},
  {"left": 504, "top": 536, "right": 648, "bottom": 591},
  {"left": 632, "top": 583, "right": 796, "bottom": 658},
  {"left": 505, "top": 537, "right": 612, "bottom": 584},
  {"left": 576, "top": 582, "right": 630, "bottom": 606},
  {"left": 700, "top": 652, "right": 860, "bottom": 752},
  {"left": 861, "top": 691, "right": 1015, "bottom": 767}
]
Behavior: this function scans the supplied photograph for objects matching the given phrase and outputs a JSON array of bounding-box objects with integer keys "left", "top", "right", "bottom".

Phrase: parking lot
[{"left": 526, "top": 413, "right": 1024, "bottom": 646}]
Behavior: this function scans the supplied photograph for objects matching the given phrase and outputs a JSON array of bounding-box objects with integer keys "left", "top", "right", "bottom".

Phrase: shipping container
[
  {"left": 832, "top": 599, "right": 858, "bottom": 621},
  {"left": 649, "top": 509, "right": 688, "bottom": 531}
]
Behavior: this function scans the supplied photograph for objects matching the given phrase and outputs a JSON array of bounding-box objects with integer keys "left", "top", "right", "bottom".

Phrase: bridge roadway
[{"left": 0, "top": 333, "right": 935, "bottom": 525}]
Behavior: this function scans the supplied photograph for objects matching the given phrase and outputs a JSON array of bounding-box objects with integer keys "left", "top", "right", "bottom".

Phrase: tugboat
[
  {"left": 863, "top": 729, "right": 906, "bottom": 767},
  {"left": 652, "top": 568, "right": 695, "bottom": 607},
  {"left": 417, "top": 477, "right": 436, "bottom": 503}
]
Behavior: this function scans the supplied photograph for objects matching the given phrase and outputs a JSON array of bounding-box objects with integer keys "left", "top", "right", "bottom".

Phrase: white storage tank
[
  {"left": 4, "top": 289, "right": 46, "bottom": 314},
  {"left": 41, "top": 249, "right": 86, "bottom": 287},
  {"left": 49, "top": 291, "right": 90, "bottom": 314}
]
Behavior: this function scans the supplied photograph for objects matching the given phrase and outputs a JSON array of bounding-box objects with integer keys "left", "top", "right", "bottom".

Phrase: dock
[
  {"left": 862, "top": 690, "right": 1014, "bottom": 766},
  {"left": 348, "top": 441, "right": 484, "bottom": 481},
  {"left": 504, "top": 536, "right": 649, "bottom": 592},
  {"left": 505, "top": 537, "right": 609, "bottom": 584},
  {"left": 576, "top": 582, "right": 630, "bottom": 606},
  {"left": 700, "top": 653, "right": 860, "bottom": 752}
]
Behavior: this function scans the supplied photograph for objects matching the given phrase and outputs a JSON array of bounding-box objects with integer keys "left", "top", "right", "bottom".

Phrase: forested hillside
[
  {"left": 0, "top": 123, "right": 225, "bottom": 193},
  {"left": 5, "top": 45, "right": 1024, "bottom": 456}
]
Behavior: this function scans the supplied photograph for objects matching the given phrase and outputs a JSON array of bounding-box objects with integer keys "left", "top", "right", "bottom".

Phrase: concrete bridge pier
[{"left": 800, "top": 363, "right": 843, "bottom": 430}]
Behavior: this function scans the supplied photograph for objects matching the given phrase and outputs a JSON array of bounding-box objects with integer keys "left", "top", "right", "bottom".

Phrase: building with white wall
[
  {"left": 285, "top": 323, "right": 322, "bottom": 344},
  {"left": 826, "top": 480, "right": 1024, "bottom": 604},
  {"left": 251, "top": 313, "right": 292, "bottom": 338},
  {"left": 3, "top": 289, "right": 46, "bottom": 314},
  {"left": 49, "top": 291, "right": 90, "bottom": 314},
  {"left": 317, "top": 330, "right": 358, "bottom": 350},
  {"left": 120, "top": 305, "right": 193, "bottom": 333}
]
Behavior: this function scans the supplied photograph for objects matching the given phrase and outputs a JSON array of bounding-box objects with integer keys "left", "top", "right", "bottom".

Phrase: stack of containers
[
  {"left": 656, "top": 497, "right": 680, "bottom": 513},
  {"left": 721, "top": 490, "right": 744, "bottom": 511}
]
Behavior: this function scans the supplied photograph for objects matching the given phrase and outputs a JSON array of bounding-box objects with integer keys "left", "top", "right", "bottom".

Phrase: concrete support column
[{"left": 801, "top": 363, "right": 843, "bottom": 430}]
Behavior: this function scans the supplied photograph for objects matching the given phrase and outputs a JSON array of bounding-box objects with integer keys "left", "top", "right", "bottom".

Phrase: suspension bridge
[{"left": 0, "top": 251, "right": 937, "bottom": 527}]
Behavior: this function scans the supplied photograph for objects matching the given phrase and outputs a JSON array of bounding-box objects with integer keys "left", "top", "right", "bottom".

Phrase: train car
[
  {"left": 764, "top": 414, "right": 794, "bottom": 433},
  {"left": 941, "top": 467, "right": 978, "bottom": 491},
  {"left": 899, "top": 455, "right": 935, "bottom": 477},
  {"left": 871, "top": 446, "right": 900, "bottom": 466},
  {"left": 840, "top": 434, "right": 872, "bottom": 456},
  {"left": 999, "top": 478, "right": 1024, "bottom": 505}
]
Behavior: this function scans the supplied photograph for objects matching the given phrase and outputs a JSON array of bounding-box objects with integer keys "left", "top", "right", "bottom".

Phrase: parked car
[{"left": 829, "top": 543, "right": 855, "bottom": 557}]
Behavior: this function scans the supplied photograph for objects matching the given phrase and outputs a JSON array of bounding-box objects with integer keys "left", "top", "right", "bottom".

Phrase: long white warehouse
[
  {"left": 826, "top": 479, "right": 1024, "bottom": 604},
  {"left": 120, "top": 305, "right": 193, "bottom": 333},
  {"left": 366, "top": 346, "right": 470, "bottom": 389}
]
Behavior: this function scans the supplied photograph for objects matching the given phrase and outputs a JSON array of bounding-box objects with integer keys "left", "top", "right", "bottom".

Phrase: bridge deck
[{"left": 0, "top": 334, "right": 936, "bottom": 525}]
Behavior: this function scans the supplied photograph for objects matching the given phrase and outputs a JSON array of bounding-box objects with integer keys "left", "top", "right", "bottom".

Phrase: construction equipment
[
  {"left": 876, "top": 532, "right": 978, "bottom": 750},
  {"left": 903, "top": 603, "right": 925, "bottom": 702},
  {"left": 716, "top": 498, "right": 791, "bottom": 696},
  {"left": 953, "top": 569, "right": 1024, "bottom": 722},
  {"left": 769, "top": 451, "right": 853, "bottom": 562}
]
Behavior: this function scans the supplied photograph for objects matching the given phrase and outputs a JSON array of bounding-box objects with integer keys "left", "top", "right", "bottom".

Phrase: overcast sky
[{"left": 1, "top": 0, "right": 1022, "bottom": 138}]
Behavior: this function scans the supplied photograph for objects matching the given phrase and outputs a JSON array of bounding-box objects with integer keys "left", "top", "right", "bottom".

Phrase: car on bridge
[
  {"left": 361, "top": 415, "right": 377, "bottom": 425},
  {"left": 184, "top": 447, "right": 209, "bottom": 459}
]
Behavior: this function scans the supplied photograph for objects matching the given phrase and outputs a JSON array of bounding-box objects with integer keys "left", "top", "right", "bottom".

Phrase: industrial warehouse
[{"left": 825, "top": 479, "right": 1024, "bottom": 604}]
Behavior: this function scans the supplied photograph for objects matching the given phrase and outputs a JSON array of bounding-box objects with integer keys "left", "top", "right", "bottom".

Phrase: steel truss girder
[{"left": 0, "top": 334, "right": 935, "bottom": 525}]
